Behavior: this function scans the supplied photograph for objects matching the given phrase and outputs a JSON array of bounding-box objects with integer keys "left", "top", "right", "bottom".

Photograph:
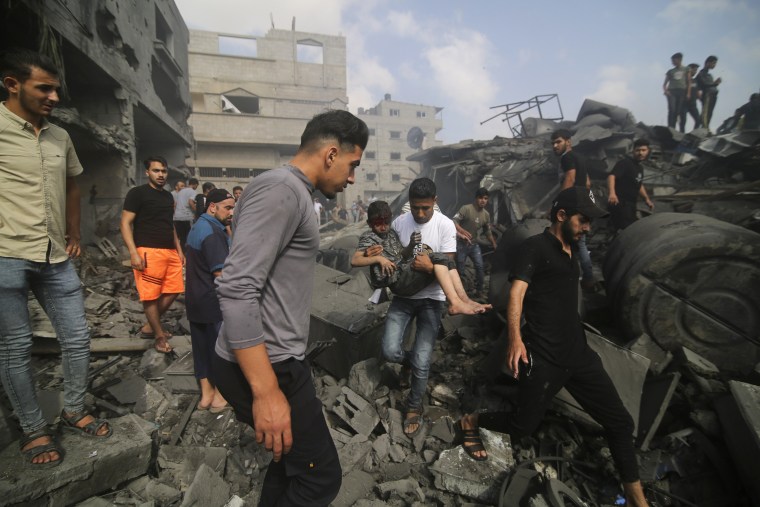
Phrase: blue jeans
[
  {"left": 0, "top": 258, "right": 91, "bottom": 433},
  {"left": 381, "top": 297, "right": 445, "bottom": 412},
  {"left": 576, "top": 235, "right": 593, "bottom": 282},
  {"left": 456, "top": 242, "right": 484, "bottom": 292}
]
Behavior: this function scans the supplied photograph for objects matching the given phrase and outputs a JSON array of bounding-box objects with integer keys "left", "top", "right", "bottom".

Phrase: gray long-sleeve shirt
[{"left": 215, "top": 165, "right": 318, "bottom": 364}]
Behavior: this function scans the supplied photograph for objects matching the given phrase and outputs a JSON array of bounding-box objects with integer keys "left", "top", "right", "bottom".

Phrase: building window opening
[
  {"left": 390, "top": 109, "right": 400, "bottom": 117},
  {"left": 200, "top": 167, "right": 224, "bottom": 178},
  {"left": 226, "top": 168, "right": 251, "bottom": 179},
  {"left": 297, "top": 39, "right": 323, "bottom": 64},
  {"left": 417, "top": 111, "right": 427, "bottom": 118},
  {"left": 389, "top": 131, "right": 401, "bottom": 139},
  {"left": 365, "top": 151, "right": 376, "bottom": 160},
  {"left": 219, "top": 35, "right": 257, "bottom": 58},
  {"left": 155, "top": 6, "right": 174, "bottom": 55},
  {"left": 392, "top": 173, "right": 401, "bottom": 182},
  {"left": 221, "top": 93, "right": 259, "bottom": 114},
  {"left": 366, "top": 173, "right": 376, "bottom": 181},
  {"left": 390, "top": 152, "right": 401, "bottom": 160}
]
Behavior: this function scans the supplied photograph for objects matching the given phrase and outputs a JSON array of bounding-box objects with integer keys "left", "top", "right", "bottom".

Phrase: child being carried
[{"left": 352, "top": 201, "right": 489, "bottom": 315}]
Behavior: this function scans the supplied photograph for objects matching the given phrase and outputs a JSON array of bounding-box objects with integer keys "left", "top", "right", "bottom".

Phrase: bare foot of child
[{"left": 448, "top": 300, "right": 483, "bottom": 315}]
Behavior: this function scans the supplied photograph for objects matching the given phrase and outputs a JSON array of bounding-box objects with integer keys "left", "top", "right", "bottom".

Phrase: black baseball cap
[
  {"left": 551, "top": 187, "right": 608, "bottom": 219},
  {"left": 205, "top": 188, "right": 234, "bottom": 210}
]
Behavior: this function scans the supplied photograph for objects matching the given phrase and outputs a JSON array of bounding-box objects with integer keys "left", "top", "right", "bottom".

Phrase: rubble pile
[{"left": 1, "top": 99, "right": 759, "bottom": 505}]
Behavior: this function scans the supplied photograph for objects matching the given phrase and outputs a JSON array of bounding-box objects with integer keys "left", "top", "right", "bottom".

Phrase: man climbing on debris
[
  {"left": 456, "top": 187, "right": 649, "bottom": 507},
  {"left": 607, "top": 138, "right": 655, "bottom": 231},
  {"left": 120, "top": 155, "right": 184, "bottom": 353},
  {"left": 551, "top": 129, "right": 596, "bottom": 292},
  {"left": 185, "top": 188, "right": 235, "bottom": 413},
  {"left": 0, "top": 48, "right": 112, "bottom": 469},
  {"left": 453, "top": 187, "right": 498, "bottom": 300},
  {"left": 212, "top": 110, "right": 368, "bottom": 506},
  {"left": 696, "top": 55, "right": 721, "bottom": 131},
  {"left": 663, "top": 52, "right": 690, "bottom": 131},
  {"left": 381, "top": 178, "right": 460, "bottom": 438}
]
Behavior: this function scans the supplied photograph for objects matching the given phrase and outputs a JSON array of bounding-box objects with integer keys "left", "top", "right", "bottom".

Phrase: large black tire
[{"left": 603, "top": 213, "right": 760, "bottom": 374}]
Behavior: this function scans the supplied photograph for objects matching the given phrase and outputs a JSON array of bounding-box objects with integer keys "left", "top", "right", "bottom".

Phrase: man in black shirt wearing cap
[{"left": 455, "top": 187, "right": 648, "bottom": 507}]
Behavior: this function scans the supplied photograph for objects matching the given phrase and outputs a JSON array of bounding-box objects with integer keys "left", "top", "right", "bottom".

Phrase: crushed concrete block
[
  {"left": 379, "top": 462, "right": 412, "bottom": 481},
  {"left": 429, "top": 417, "right": 456, "bottom": 444},
  {"left": 135, "top": 381, "right": 170, "bottom": 419},
  {"left": 118, "top": 296, "right": 145, "bottom": 313},
  {"left": 372, "top": 433, "right": 390, "bottom": 461},
  {"left": 164, "top": 351, "right": 201, "bottom": 393},
  {"left": 430, "top": 383, "right": 460, "bottom": 409},
  {"left": 430, "top": 428, "right": 515, "bottom": 503},
  {"left": 388, "top": 443, "right": 407, "bottom": 463},
  {"left": 332, "top": 469, "right": 376, "bottom": 507},
  {"left": 180, "top": 463, "right": 231, "bottom": 507},
  {"left": 106, "top": 372, "right": 147, "bottom": 404},
  {"left": 423, "top": 449, "right": 437, "bottom": 463},
  {"left": 348, "top": 358, "right": 382, "bottom": 401},
  {"left": 627, "top": 333, "right": 673, "bottom": 375},
  {"left": 382, "top": 408, "right": 411, "bottom": 448},
  {"left": 333, "top": 387, "right": 380, "bottom": 438},
  {"left": 679, "top": 347, "right": 720, "bottom": 377},
  {"left": 84, "top": 292, "right": 115, "bottom": 315},
  {"left": 376, "top": 478, "right": 425, "bottom": 502},
  {"left": 144, "top": 479, "right": 182, "bottom": 504},
  {"left": 337, "top": 441, "right": 372, "bottom": 476},
  {"left": 139, "top": 347, "right": 171, "bottom": 378},
  {"left": 0, "top": 415, "right": 153, "bottom": 506},
  {"left": 319, "top": 383, "right": 343, "bottom": 410},
  {"left": 224, "top": 496, "right": 245, "bottom": 507},
  {"left": 158, "top": 446, "right": 228, "bottom": 490}
]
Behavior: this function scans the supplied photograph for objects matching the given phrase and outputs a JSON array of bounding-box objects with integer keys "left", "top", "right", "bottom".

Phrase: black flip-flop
[
  {"left": 20, "top": 429, "right": 64, "bottom": 468},
  {"left": 454, "top": 419, "right": 487, "bottom": 461}
]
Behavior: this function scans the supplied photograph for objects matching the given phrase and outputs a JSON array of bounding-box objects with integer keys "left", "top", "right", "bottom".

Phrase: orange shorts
[{"left": 133, "top": 247, "right": 184, "bottom": 301}]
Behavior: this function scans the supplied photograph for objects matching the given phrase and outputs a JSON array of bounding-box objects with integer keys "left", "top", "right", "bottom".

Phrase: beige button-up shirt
[{"left": 0, "top": 103, "right": 83, "bottom": 263}]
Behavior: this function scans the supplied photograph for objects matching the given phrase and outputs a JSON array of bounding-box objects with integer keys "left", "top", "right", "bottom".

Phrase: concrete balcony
[{"left": 190, "top": 112, "right": 308, "bottom": 146}]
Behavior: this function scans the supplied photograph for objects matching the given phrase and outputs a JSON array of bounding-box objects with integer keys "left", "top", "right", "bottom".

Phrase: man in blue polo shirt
[{"left": 185, "top": 188, "right": 235, "bottom": 412}]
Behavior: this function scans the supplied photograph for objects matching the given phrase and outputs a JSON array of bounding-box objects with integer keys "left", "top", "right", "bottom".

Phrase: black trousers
[
  {"left": 212, "top": 354, "right": 342, "bottom": 506},
  {"left": 189, "top": 321, "right": 221, "bottom": 380},
  {"left": 681, "top": 98, "right": 701, "bottom": 131},
  {"left": 608, "top": 201, "right": 637, "bottom": 231},
  {"left": 174, "top": 220, "right": 191, "bottom": 254},
  {"left": 478, "top": 344, "right": 638, "bottom": 483}
]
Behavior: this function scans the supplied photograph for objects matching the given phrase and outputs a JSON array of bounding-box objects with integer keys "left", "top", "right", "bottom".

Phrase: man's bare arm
[
  {"left": 639, "top": 185, "right": 654, "bottom": 210},
  {"left": 506, "top": 280, "right": 529, "bottom": 378},
  {"left": 120, "top": 210, "right": 144, "bottom": 270},
  {"left": 561, "top": 169, "right": 576, "bottom": 190},
  {"left": 607, "top": 174, "right": 619, "bottom": 205}
]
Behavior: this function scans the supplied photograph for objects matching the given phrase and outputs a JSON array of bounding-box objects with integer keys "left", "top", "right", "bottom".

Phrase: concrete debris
[
  {"left": 332, "top": 470, "right": 376, "bottom": 507},
  {"left": 157, "top": 445, "right": 228, "bottom": 490},
  {"left": 337, "top": 440, "right": 373, "bottom": 476},
  {"left": 333, "top": 386, "right": 381, "bottom": 437},
  {"left": 348, "top": 358, "right": 382, "bottom": 401},
  {"left": 180, "top": 463, "right": 232, "bottom": 507},
  {"left": 376, "top": 478, "right": 425, "bottom": 502}
]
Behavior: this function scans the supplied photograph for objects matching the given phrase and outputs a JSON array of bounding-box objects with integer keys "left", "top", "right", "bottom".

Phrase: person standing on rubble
[
  {"left": 120, "top": 156, "right": 184, "bottom": 354},
  {"left": 696, "top": 55, "right": 721, "bottom": 131},
  {"left": 382, "top": 177, "right": 459, "bottom": 438},
  {"left": 0, "top": 48, "right": 112, "bottom": 469},
  {"left": 453, "top": 187, "right": 498, "bottom": 300},
  {"left": 607, "top": 139, "right": 655, "bottom": 231},
  {"left": 682, "top": 63, "right": 702, "bottom": 131},
  {"left": 212, "top": 110, "right": 368, "bottom": 506},
  {"left": 551, "top": 129, "right": 596, "bottom": 292},
  {"left": 455, "top": 187, "right": 649, "bottom": 507},
  {"left": 185, "top": 188, "right": 235, "bottom": 413},
  {"left": 663, "top": 52, "right": 690, "bottom": 131}
]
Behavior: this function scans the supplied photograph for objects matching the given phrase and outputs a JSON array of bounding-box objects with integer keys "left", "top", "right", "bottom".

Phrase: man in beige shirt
[{"left": 0, "top": 48, "right": 111, "bottom": 470}]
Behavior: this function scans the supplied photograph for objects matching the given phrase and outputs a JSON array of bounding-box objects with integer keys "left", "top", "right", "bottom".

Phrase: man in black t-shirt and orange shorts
[{"left": 120, "top": 156, "right": 184, "bottom": 353}]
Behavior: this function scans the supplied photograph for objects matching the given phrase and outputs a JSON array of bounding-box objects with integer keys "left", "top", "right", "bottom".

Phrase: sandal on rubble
[
  {"left": 403, "top": 411, "right": 424, "bottom": 438},
  {"left": 20, "top": 429, "right": 64, "bottom": 469},
  {"left": 60, "top": 410, "right": 113, "bottom": 438},
  {"left": 454, "top": 419, "right": 488, "bottom": 461}
]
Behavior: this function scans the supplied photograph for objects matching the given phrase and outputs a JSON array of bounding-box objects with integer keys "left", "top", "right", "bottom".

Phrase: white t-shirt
[{"left": 392, "top": 211, "right": 457, "bottom": 301}]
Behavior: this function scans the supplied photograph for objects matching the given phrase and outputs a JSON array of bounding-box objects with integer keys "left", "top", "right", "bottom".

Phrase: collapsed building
[{"left": 0, "top": 0, "right": 193, "bottom": 246}]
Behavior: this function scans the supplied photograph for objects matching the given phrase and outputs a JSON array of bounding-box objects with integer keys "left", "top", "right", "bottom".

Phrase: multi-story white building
[
  {"left": 186, "top": 28, "right": 348, "bottom": 192},
  {"left": 350, "top": 94, "right": 443, "bottom": 205}
]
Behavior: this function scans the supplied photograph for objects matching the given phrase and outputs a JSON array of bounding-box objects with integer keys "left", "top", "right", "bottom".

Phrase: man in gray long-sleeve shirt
[{"left": 212, "top": 110, "right": 368, "bottom": 507}]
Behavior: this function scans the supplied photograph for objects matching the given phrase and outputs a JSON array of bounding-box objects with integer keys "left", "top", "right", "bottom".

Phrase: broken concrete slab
[
  {"left": 678, "top": 346, "right": 720, "bottom": 377},
  {"left": 0, "top": 415, "right": 153, "bottom": 506},
  {"left": 715, "top": 381, "right": 760, "bottom": 506},
  {"left": 637, "top": 372, "right": 681, "bottom": 451},
  {"left": 429, "top": 417, "right": 456, "bottom": 444},
  {"left": 180, "top": 463, "right": 231, "bottom": 507},
  {"left": 139, "top": 346, "right": 172, "bottom": 378},
  {"left": 347, "top": 358, "right": 382, "bottom": 401},
  {"left": 118, "top": 296, "right": 145, "bottom": 313},
  {"left": 333, "top": 386, "right": 380, "bottom": 438},
  {"left": 337, "top": 440, "right": 373, "bottom": 476},
  {"left": 553, "top": 331, "right": 650, "bottom": 434},
  {"left": 164, "top": 351, "right": 201, "bottom": 393},
  {"left": 376, "top": 478, "right": 425, "bottom": 502},
  {"left": 627, "top": 333, "right": 673, "bottom": 375},
  {"left": 332, "top": 469, "right": 376, "bottom": 507},
  {"left": 430, "top": 428, "right": 514, "bottom": 503},
  {"left": 158, "top": 445, "right": 228, "bottom": 490}
]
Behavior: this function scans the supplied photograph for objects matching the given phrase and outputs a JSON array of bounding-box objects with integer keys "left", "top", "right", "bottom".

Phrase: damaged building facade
[
  {"left": 350, "top": 94, "right": 443, "bottom": 205},
  {"left": 0, "top": 0, "right": 193, "bottom": 245},
  {"left": 185, "top": 28, "right": 348, "bottom": 193}
]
